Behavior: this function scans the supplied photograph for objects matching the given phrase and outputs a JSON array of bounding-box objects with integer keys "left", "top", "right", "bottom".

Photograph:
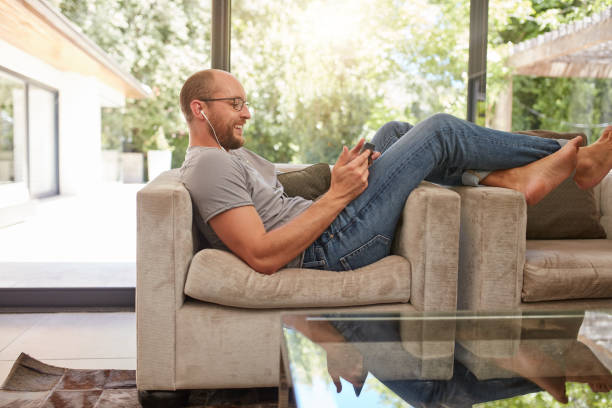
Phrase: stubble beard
[
  {"left": 220, "top": 120, "right": 244, "bottom": 151},
  {"left": 208, "top": 113, "right": 244, "bottom": 151}
]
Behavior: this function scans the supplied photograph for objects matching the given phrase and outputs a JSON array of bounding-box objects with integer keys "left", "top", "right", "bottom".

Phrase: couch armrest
[
  {"left": 453, "top": 186, "right": 526, "bottom": 310},
  {"left": 598, "top": 172, "right": 612, "bottom": 238},
  {"left": 137, "top": 169, "right": 196, "bottom": 390},
  {"left": 392, "top": 182, "right": 459, "bottom": 379},
  {"left": 392, "top": 182, "right": 460, "bottom": 312}
]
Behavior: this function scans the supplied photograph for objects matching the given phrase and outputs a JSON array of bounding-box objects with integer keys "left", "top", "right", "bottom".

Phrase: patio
[{"left": 0, "top": 182, "right": 142, "bottom": 288}]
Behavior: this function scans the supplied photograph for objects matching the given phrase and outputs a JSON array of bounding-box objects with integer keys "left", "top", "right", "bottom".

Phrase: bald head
[{"left": 179, "top": 69, "right": 236, "bottom": 123}]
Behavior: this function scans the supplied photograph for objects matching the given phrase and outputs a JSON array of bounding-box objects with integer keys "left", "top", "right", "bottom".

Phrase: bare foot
[
  {"left": 574, "top": 125, "right": 612, "bottom": 189},
  {"left": 481, "top": 136, "right": 581, "bottom": 205},
  {"left": 492, "top": 339, "right": 612, "bottom": 403},
  {"left": 563, "top": 341, "right": 612, "bottom": 394},
  {"left": 493, "top": 343, "right": 568, "bottom": 403}
]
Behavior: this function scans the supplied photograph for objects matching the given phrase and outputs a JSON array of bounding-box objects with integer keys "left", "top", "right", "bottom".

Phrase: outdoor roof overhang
[
  {"left": 0, "top": 0, "right": 150, "bottom": 99},
  {"left": 508, "top": 7, "right": 612, "bottom": 79}
]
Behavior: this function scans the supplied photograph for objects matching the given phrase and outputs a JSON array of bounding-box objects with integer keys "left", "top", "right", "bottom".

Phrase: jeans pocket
[
  {"left": 302, "top": 245, "right": 328, "bottom": 270},
  {"left": 339, "top": 234, "right": 391, "bottom": 271}
]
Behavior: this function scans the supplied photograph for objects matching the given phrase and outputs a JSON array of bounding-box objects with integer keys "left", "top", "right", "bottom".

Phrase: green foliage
[
  {"left": 54, "top": 0, "right": 475, "bottom": 164},
  {"left": 0, "top": 76, "right": 27, "bottom": 155},
  {"left": 232, "top": 0, "right": 472, "bottom": 163},
  {"left": 53, "top": 0, "right": 611, "bottom": 166},
  {"left": 52, "top": 0, "right": 212, "bottom": 168},
  {"left": 476, "top": 382, "right": 612, "bottom": 407},
  {"left": 486, "top": 0, "right": 612, "bottom": 142},
  {"left": 283, "top": 327, "right": 327, "bottom": 387},
  {"left": 100, "top": 107, "right": 123, "bottom": 150},
  {"left": 511, "top": 76, "right": 611, "bottom": 142},
  {"left": 0, "top": 83, "right": 17, "bottom": 151}
]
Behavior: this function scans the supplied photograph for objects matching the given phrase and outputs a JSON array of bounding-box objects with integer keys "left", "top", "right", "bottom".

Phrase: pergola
[{"left": 493, "top": 7, "right": 612, "bottom": 130}]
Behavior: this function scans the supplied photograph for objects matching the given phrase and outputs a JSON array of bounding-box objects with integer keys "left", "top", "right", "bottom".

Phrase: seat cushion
[
  {"left": 522, "top": 240, "right": 612, "bottom": 302},
  {"left": 184, "top": 249, "right": 411, "bottom": 308}
]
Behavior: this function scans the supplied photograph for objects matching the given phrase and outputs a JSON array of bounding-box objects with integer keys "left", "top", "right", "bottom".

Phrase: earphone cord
[{"left": 202, "top": 112, "right": 226, "bottom": 152}]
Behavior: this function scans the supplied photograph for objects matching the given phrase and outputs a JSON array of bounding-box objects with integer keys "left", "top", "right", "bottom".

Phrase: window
[
  {"left": 232, "top": 0, "right": 471, "bottom": 163},
  {"left": 486, "top": 1, "right": 611, "bottom": 142},
  {"left": 0, "top": 68, "right": 59, "bottom": 198},
  {"left": 0, "top": 71, "right": 26, "bottom": 186},
  {"left": 28, "top": 85, "right": 58, "bottom": 197}
]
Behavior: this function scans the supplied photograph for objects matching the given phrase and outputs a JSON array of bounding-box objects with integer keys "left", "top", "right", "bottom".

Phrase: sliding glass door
[
  {"left": 0, "top": 69, "right": 58, "bottom": 199},
  {"left": 27, "top": 85, "right": 58, "bottom": 198},
  {"left": 0, "top": 71, "right": 27, "bottom": 189}
]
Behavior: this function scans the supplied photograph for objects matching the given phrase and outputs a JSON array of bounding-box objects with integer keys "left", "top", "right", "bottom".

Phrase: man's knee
[
  {"left": 380, "top": 121, "right": 413, "bottom": 137},
  {"left": 419, "top": 113, "right": 460, "bottom": 136},
  {"left": 426, "top": 112, "right": 457, "bottom": 125}
]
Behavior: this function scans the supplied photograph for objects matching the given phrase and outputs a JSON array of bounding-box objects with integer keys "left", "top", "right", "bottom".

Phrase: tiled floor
[{"left": 0, "top": 312, "right": 135, "bottom": 384}]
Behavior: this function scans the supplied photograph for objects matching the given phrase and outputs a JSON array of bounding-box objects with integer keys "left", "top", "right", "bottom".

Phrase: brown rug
[
  {"left": 1, "top": 353, "right": 138, "bottom": 407},
  {"left": 0, "top": 353, "right": 282, "bottom": 408}
]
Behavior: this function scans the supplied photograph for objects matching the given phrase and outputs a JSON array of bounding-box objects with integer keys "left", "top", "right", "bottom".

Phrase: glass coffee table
[{"left": 279, "top": 308, "right": 612, "bottom": 407}]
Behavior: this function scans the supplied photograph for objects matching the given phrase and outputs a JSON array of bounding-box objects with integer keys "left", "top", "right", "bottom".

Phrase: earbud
[{"left": 199, "top": 108, "right": 226, "bottom": 152}]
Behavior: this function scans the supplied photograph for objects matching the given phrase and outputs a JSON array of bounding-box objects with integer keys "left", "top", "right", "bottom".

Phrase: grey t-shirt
[{"left": 180, "top": 146, "right": 313, "bottom": 268}]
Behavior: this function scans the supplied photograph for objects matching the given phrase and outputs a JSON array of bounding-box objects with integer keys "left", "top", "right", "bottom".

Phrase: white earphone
[{"left": 200, "top": 108, "right": 226, "bottom": 152}]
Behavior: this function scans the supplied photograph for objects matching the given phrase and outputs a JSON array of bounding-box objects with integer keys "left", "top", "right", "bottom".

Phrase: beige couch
[
  {"left": 452, "top": 172, "right": 612, "bottom": 379},
  {"left": 454, "top": 171, "right": 612, "bottom": 311},
  {"left": 136, "top": 168, "right": 461, "bottom": 395}
]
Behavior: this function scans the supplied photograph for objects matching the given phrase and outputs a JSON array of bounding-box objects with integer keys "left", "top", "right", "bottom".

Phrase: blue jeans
[
  {"left": 302, "top": 113, "right": 561, "bottom": 271},
  {"left": 326, "top": 315, "right": 541, "bottom": 406}
]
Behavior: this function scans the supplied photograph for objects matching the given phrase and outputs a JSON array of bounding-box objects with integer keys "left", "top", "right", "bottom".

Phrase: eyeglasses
[{"left": 198, "top": 97, "right": 250, "bottom": 112}]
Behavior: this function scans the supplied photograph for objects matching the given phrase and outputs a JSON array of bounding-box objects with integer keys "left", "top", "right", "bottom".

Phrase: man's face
[{"left": 204, "top": 74, "right": 251, "bottom": 150}]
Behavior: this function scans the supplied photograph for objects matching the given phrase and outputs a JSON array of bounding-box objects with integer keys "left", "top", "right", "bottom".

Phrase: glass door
[
  {"left": 0, "top": 71, "right": 27, "bottom": 188},
  {"left": 27, "top": 84, "right": 58, "bottom": 198}
]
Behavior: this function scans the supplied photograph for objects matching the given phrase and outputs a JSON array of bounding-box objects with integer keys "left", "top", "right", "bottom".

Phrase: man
[{"left": 179, "top": 69, "right": 612, "bottom": 274}]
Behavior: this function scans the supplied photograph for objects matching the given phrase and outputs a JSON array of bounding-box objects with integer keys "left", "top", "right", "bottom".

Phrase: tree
[
  {"left": 52, "top": 0, "right": 213, "bottom": 169},
  {"left": 53, "top": 0, "right": 473, "bottom": 164},
  {"left": 232, "top": 0, "right": 473, "bottom": 163},
  {"left": 476, "top": 382, "right": 612, "bottom": 407},
  {"left": 486, "top": 0, "right": 612, "bottom": 141},
  {"left": 53, "top": 0, "right": 611, "bottom": 167}
]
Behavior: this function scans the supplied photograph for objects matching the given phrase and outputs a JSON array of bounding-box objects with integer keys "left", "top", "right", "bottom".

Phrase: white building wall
[
  {"left": 0, "top": 38, "right": 125, "bottom": 199},
  {"left": 57, "top": 74, "right": 102, "bottom": 195}
]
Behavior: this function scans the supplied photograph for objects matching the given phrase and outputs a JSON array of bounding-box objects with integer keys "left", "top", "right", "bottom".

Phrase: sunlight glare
[{"left": 299, "top": 0, "right": 363, "bottom": 50}]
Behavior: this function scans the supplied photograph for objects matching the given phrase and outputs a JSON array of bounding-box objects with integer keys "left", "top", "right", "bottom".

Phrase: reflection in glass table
[{"left": 279, "top": 309, "right": 612, "bottom": 407}]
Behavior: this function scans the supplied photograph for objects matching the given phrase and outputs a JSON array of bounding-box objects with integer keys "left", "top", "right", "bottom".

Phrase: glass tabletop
[{"left": 279, "top": 309, "right": 612, "bottom": 408}]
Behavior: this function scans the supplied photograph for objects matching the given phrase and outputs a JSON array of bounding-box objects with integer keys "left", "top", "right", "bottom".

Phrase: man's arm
[{"left": 209, "top": 139, "right": 377, "bottom": 274}]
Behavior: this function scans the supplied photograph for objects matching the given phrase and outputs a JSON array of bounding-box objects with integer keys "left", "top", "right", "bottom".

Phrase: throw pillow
[
  {"left": 277, "top": 163, "right": 331, "bottom": 200},
  {"left": 517, "top": 130, "right": 606, "bottom": 239}
]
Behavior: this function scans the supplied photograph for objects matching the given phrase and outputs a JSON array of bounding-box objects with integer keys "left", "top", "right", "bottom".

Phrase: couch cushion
[
  {"left": 522, "top": 240, "right": 612, "bottom": 302},
  {"left": 599, "top": 172, "right": 612, "bottom": 237},
  {"left": 184, "top": 249, "right": 411, "bottom": 308},
  {"left": 517, "top": 130, "right": 606, "bottom": 239},
  {"left": 277, "top": 163, "right": 331, "bottom": 200}
]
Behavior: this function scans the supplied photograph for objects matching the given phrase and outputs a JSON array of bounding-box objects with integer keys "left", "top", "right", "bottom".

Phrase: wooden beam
[
  {"left": 509, "top": 18, "right": 612, "bottom": 69},
  {"left": 515, "top": 61, "right": 612, "bottom": 79},
  {"left": 0, "top": 0, "right": 146, "bottom": 98}
]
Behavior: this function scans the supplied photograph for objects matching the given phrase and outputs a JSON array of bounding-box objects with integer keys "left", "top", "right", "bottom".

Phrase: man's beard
[{"left": 215, "top": 116, "right": 244, "bottom": 150}]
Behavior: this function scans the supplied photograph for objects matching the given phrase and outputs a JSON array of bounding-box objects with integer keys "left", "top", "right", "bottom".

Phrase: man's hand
[
  {"left": 348, "top": 139, "right": 381, "bottom": 164},
  {"left": 328, "top": 139, "right": 379, "bottom": 204},
  {"left": 325, "top": 343, "right": 366, "bottom": 395},
  {"left": 284, "top": 316, "right": 366, "bottom": 395}
]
